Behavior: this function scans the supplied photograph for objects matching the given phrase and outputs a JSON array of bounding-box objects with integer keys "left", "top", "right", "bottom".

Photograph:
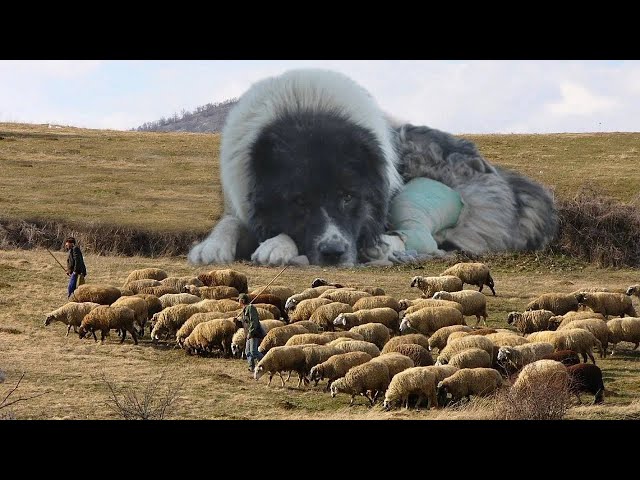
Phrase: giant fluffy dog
[{"left": 188, "top": 69, "right": 558, "bottom": 266}]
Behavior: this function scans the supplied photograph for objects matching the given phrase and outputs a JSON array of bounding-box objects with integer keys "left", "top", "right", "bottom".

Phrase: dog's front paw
[
  {"left": 188, "top": 236, "right": 236, "bottom": 265},
  {"left": 251, "top": 234, "right": 298, "bottom": 266}
]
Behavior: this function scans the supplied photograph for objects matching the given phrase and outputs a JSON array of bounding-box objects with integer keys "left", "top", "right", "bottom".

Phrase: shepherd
[{"left": 64, "top": 237, "right": 87, "bottom": 298}]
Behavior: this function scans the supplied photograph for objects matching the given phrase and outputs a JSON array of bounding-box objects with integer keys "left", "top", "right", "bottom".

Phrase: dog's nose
[{"left": 318, "top": 241, "right": 347, "bottom": 264}]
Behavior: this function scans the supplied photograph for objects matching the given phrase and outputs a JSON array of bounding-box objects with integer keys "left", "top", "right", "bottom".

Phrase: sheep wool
[
  {"left": 447, "top": 348, "right": 492, "bottom": 369},
  {"left": 124, "top": 268, "right": 168, "bottom": 283},
  {"left": 320, "top": 289, "right": 372, "bottom": 306},
  {"left": 525, "top": 293, "right": 579, "bottom": 316},
  {"left": 352, "top": 295, "right": 401, "bottom": 312},
  {"left": 437, "top": 335, "right": 495, "bottom": 364},
  {"left": 258, "top": 324, "right": 310, "bottom": 353},
  {"left": 78, "top": 305, "right": 138, "bottom": 344},
  {"left": 384, "top": 343, "right": 434, "bottom": 367},
  {"left": 606, "top": 317, "right": 640, "bottom": 354},
  {"left": 309, "top": 351, "right": 372, "bottom": 390},
  {"left": 432, "top": 290, "right": 488, "bottom": 326},
  {"left": 371, "top": 352, "right": 415, "bottom": 379},
  {"left": 197, "top": 268, "right": 248, "bottom": 293},
  {"left": 557, "top": 318, "right": 609, "bottom": 358},
  {"left": 427, "top": 325, "right": 474, "bottom": 352},
  {"left": 254, "top": 346, "right": 307, "bottom": 387},
  {"left": 309, "top": 302, "right": 353, "bottom": 331},
  {"left": 576, "top": 292, "right": 637, "bottom": 319},
  {"left": 399, "top": 306, "right": 465, "bottom": 336},
  {"left": 349, "top": 322, "right": 391, "bottom": 349},
  {"left": 68, "top": 284, "right": 122, "bottom": 305},
  {"left": 158, "top": 293, "right": 202, "bottom": 309},
  {"left": 507, "top": 310, "right": 556, "bottom": 334},
  {"left": 330, "top": 339, "right": 381, "bottom": 358},
  {"left": 437, "top": 368, "right": 503, "bottom": 405},
  {"left": 330, "top": 361, "right": 390, "bottom": 405},
  {"left": 441, "top": 262, "right": 495, "bottom": 296},
  {"left": 383, "top": 366, "right": 439, "bottom": 410},
  {"left": 44, "top": 302, "right": 101, "bottom": 336},
  {"left": 410, "top": 275, "right": 463, "bottom": 298},
  {"left": 182, "top": 319, "right": 236, "bottom": 356},
  {"left": 381, "top": 333, "right": 431, "bottom": 354},
  {"left": 334, "top": 308, "right": 399, "bottom": 331},
  {"left": 288, "top": 297, "right": 334, "bottom": 323},
  {"left": 184, "top": 285, "right": 240, "bottom": 300}
]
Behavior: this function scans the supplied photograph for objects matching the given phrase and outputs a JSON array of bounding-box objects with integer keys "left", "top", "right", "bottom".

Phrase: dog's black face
[{"left": 249, "top": 111, "right": 390, "bottom": 266}]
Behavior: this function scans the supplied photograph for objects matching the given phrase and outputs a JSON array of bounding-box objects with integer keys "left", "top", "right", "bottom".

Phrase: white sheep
[
  {"left": 254, "top": 346, "right": 307, "bottom": 387},
  {"left": 284, "top": 288, "right": 322, "bottom": 312},
  {"left": 288, "top": 297, "right": 333, "bottom": 323},
  {"left": 352, "top": 296, "right": 401, "bottom": 312},
  {"left": 230, "top": 319, "right": 286, "bottom": 357},
  {"left": 548, "top": 310, "right": 606, "bottom": 330},
  {"left": 183, "top": 285, "right": 240, "bottom": 300},
  {"left": 150, "top": 304, "right": 200, "bottom": 341},
  {"left": 399, "top": 306, "right": 465, "bottom": 336},
  {"left": 329, "top": 339, "right": 381, "bottom": 358},
  {"left": 436, "top": 368, "right": 503, "bottom": 405},
  {"left": 123, "top": 279, "right": 162, "bottom": 294},
  {"left": 160, "top": 276, "right": 204, "bottom": 292},
  {"left": 381, "top": 343, "right": 434, "bottom": 367},
  {"left": 112, "top": 295, "right": 149, "bottom": 336},
  {"left": 68, "top": 284, "right": 122, "bottom": 305},
  {"left": 309, "top": 351, "right": 372, "bottom": 391},
  {"left": 410, "top": 275, "right": 463, "bottom": 298},
  {"left": 309, "top": 302, "right": 353, "bottom": 331},
  {"left": 330, "top": 361, "right": 391, "bottom": 405},
  {"left": 525, "top": 293, "right": 579, "bottom": 316},
  {"left": 606, "top": 317, "right": 640, "bottom": 354},
  {"left": 507, "top": 310, "right": 556, "bottom": 334},
  {"left": 44, "top": 302, "right": 101, "bottom": 336},
  {"left": 484, "top": 332, "right": 530, "bottom": 348},
  {"left": 349, "top": 323, "right": 391, "bottom": 349},
  {"left": 381, "top": 334, "right": 431, "bottom": 354},
  {"left": 383, "top": 367, "right": 439, "bottom": 410},
  {"left": 177, "top": 311, "right": 242, "bottom": 347},
  {"left": 436, "top": 335, "right": 495, "bottom": 365},
  {"left": 554, "top": 329, "right": 601, "bottom": 364},
  {"left": 124, "top": 268, "right": 168, "bottom": 283},
  {"left": 198, "top": 268, "right": 248, "bottom": 293},
  {"left": 249, "top": 285, "right": 295, "bottom": 304},
  {"left": 496, "top": 343, "right": 555, "bottom": 375},
  {"left": 78, "top": 305, "right": 138, "bottom": 344},
  {"left": 258, "top": 324, "right": 311, "bottom": 354},
  {"left": 511, "top": 359, "right": 568, "bottom": 395},
  {"left": 182, "top": 319, "right": 236, "bottom": 357},
  {"left": 371, "top": 352, "right": 415, "bottom": 379},
  {"left": 557, "top": 318, "right": 609, "bottom": 358},
  {"left": 158, "top": 293, "right": 202, "bottom": 309},
  {"left": 575, "top": 291, "right": 637, "bottom": 319},
  {"left": 626, "top": 285, "right": 640, "bottom": 298},
  {"left": 447, "top": 348, "right": 493, "bottom": 369},
  {"left": 401, "top": 299, "right": 464, "bottom": 316},
  {"left": 333, "top": 308, "right": 399, "bottom": 332},
  {"left": 432, "top": 290, "right": 488, "bottom": 326},
  {"left": 320, "top": 289, "right": 372, "bottom": 306},
  {"left": 441, "top": 262, "right": 496, "bottom": 296},
  {"left": 427, "top": 325, "right": 474, "bottom": 352},
  {"left": 285, "top": 333, "right": 332, "bottom": 346}
]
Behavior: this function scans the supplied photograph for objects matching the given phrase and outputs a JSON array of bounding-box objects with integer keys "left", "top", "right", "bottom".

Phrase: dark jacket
[
  {"left": 67, "top": 245, "right": 87, "bottom": 275},
  {"left": 240, "top": 304, "right": 264, "bottom": 339}
]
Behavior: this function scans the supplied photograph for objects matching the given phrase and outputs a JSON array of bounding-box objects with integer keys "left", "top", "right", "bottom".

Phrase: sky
[{"left": 0, "top": 60, "right": 638, "bottom": 134}]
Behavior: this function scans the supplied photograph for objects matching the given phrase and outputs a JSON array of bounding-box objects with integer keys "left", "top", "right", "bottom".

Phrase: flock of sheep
[{"left": 43, "top": 262, "right": 640, "bottom": 411}]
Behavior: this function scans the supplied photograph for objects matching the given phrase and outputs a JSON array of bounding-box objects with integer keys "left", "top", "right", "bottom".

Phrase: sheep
[
  {"left": 382, "top": 367, "right": 440, "bottom": 410},
  {"left": 133, "top": 294, "right": 163, "bottom": 320},
  {"left": 158, "top": 293, "right": 202, "bottom": 309},
  {"left": 197, "top": 268, "right": 248, "bottom": 293},
  {"left": 359, "top": 286, "right": 386, "bottom": 296},
  {"left": 371, "top": 352, "right": 415, "bottom": 379},
  {"left": 161, "top": 276, "right": 204, "bottom": 292},
  {"left": 320, "top": 289, "right": 372, "bottom": 306},
  {"left": 525, "top": 293, "right": 579, "bottom": 316},
  {"left": 249, "top": 285, "right": 295, "bottom": 304},
  {"left": 549, "top": 310, "right": 607, "bottom": 331},
  {"left": 252, "top": 303, "right": 282, "bottom": 320},
  {"left": 333, "top": 308, "right": 399, "bottom": 332},
  {"left": 566, "top": 363, "right": 605, "bottom": 404},
  {"left": 299, "top": 344, "right": 342, "bottom": 384},
  {"left": 123, "top": 279, "right": 162, "bottom": 294},
  {"left": 288, "top": 297, "right": 334, "bottom": 323},
  {"left": 448, "top": 348, "right": 493, "bottom": 369},
  {"left": 177, "top": 311, "right": 242, "bottom": 347},
  {"left": 541, "top": 350, "right": 581, "bottom": 366},
  {"left": 526, "top": 331, "right": 559, "bottom": 344},
  {"left": 138, "top": 286, "right": 180, "bottom": 297},
  {"left": 432, "top": 290, "right": 488, "bottom": 326},
  {"left": 183, "top": 285, "right": 240, "bottom": 300},
  {"left": 112, "top": 295, "right": 149, "bottom": 336},
  {"left": 254, "top": 346, "right": 307, "bottom": 387},
  {"left": 436, "top": 335, "right": 495, "bottom": 365},
  {"left": 329, "top": 339, "right": 381, "bottom": 358},
  {"left": 258, "top": 324, "right": 311, "bottom": 354},
  {"left": 182, "top": 319, "right": 236, "bottom": 356},
  {"left": 436, "top": 368, "right": 503, "bottom": 406},
  {"left": 68, "top": 284, "right": 121, "bottom": 305},
  {"left": 401, "top": 299, "right": 464, "bottom": 316},
  {"left": 410, "top": 275, "right": 463, "bottom": 298},
  {"left": 470, "top": 328, "right": 500, "bottom": 335},
  {"left": 441, "top": 262, "right": 496, "bottom": 296},
  {"left": 626, "top": 285, "right": 640, "bottom": 298},
  {"left": 230, "top": 319, "right": 286, "bottom": 357},
  {"left": 150, "top": 304, "right": 200, "bottom": 341},
  {"left": 511, "top": 360, "right": 568, "bottom": 398},
  {"left": 484, "top": 332, "right": 530, "bottom": 348},
  {"left": 382, "top": 343, "right": 434, "bottom": 367},
  {"left": 309, "top": 302, "right": 353, "bottom": 331},
  {"left": 203, "top": 298, "right": 242, "bottom": 313},
  {"left": 310, "top": 278, "right": 385, "bottom": 296},
  {"left": 311, "top": 278, "right": 346, "bottom": 288},
  {"left": 399, "top": 307, "right": 465, "bottom": 336},
  {"left": 318, "top": 331, "right": 364, "bottom": 342},
  {"left": 381, "top": 334, "right": 431, "bottom": 354},
  {"left": 78, "top": 305, "right": 138, "bottom": 344},
  {"left": 445, "top": 331, "right": 471, "bottom": 345},
  {"left": 349, "top": 323, "right": 391, "bottom": 349},
  {"left": 118, "top": 287, "right": 134, "bottom": 297},
  {"left": 44, "top": 302, "right": 101, "bottom": 336},
  {"left": 507, "top": 310, "right": 556, "bottom": 334},
  {"left": 247, "top": 294, "right": 285, "bottom": 315},
  {"left": 330, "top": 361, "right": 391, "bottom": 406},
  {"left": 124, "top": 267, "right": 168, "bottom": 283},
  {"left": 554, "top": 329, "right": 601, "bottom": 364},
  {"left": 284, "top": 288, "right": 322, "bottom": 312},
  {"left": 427, "top": 325, "right": 474, "bottom": 352},
  {"left": 606, "top": 317, "right": 640, "bottom": 354},
  {"left": 285, "top": 333, "right": 332, "bottom": 346},
  {"left": 352, "top": 296, "right": 401, "bottom": 312},
  {"left": 557, "top": 318, "right": 610, "bottom": 358},
  {"left": 309, "top": 352, "right": 372, "bottom": 390},
  {"left": 496, "top": 343, "right": 555, "bottom": 375},
  {"left": 575, "top": 292, "right": 637, "bottom": 319}
]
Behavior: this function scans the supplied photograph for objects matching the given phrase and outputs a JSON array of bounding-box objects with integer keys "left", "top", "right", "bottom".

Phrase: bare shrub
[
  {"left": 101, "top": 370, "right": 183, "bottom": 420},
  {"left": 493, "top": 372, "right": 571, "bottom": 420},
  {"left": 0, "top": 372, "right": 51, "bottom": 420}
]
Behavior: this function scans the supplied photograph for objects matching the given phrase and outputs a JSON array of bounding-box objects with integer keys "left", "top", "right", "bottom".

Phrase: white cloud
[
  {"left": 0, "top": 60, "right": 102, "bottom": 78},
  {"left": 547, "top": 82, "right": 619, "bottom": 116}
]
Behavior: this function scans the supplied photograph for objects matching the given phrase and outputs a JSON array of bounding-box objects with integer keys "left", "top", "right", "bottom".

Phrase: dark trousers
[
  {"left": 245, "top": 337, "right": 264, "bottom": 369},
  {"left": 67, "top": 273, "right": 84, "bottom": 297}
]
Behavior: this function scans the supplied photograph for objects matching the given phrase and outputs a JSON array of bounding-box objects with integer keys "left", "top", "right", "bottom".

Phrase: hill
[{"left": 134, "top": 99, "right": 237, "bottom": 133}]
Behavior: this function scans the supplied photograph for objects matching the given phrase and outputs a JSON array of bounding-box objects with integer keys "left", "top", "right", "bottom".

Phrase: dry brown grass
[{"left": 2, "top": 248, "right": 640, "bottom": 420}]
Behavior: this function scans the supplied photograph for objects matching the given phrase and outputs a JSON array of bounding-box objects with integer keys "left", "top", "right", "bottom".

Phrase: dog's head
[{"left": 248, "top": 112, "right": 391, "bottom": 266}]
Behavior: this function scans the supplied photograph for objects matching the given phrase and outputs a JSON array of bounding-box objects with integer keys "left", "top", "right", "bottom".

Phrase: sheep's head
[
  {"left": 436, "top": 382, "right": 453, "bottom": 407},
  {"left": 506, "top": 312, "right": 519, "bottom": 325},
  {"left": 44, "top": 314, "right": 54, "bottom": 326},
  {"left": 496, "top": 346, "right": 513, "bottom": 363},
  {"left": 382, "top": 394, "right": 398, "bottom": 411},
  {"left": 410, "top": 277, "right": 420, "bottom": 289},
  {"left": 253, "top": 365, "right": 265, "bottom": 381},
  {"left": 399, "top": 318, "right": 411, "bottom": 333},
  {"left": 626, "top": 285, "right": 640, "bottom": 297},
  {"left": 311, "top": 278, "right": 329, "bottom": 288},
  {"left": 432, "top": 291, "right": 447, "bottom": 300},
  {"left": 398, "top": 299, "right": 411, "bottom": 310},
  {"left": 574, "top": 292, "right": 588, "bottom": 304},
  {"left": 284, "top": 296, "right": 298, "bottom": 313},
  {"left": 231, "top": 342, "right": 241, "bottom": 357},
  {"left": 78, "top": 325, "right": 88, "bottom": 339},
  {"left": 547, "top": 316, "right": 562, "bottom": 331},
  {"left": 330, "top": 378, "right": 345, "bottom": 398},
  {"left": 309, "top": 365, "right": 323, "bottom": 382},
  {"left": 333, "top": 314, "right": 347, "bottom": 327}
]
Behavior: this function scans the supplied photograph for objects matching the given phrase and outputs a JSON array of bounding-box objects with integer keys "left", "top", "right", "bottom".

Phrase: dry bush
[
  {"left": 552, "top": 187, "right": 640, "bottom": 268},
  {"left": 101, "top": 369, "right": 183, "bottom": 420},
  {"left": 0, "top": 372, "right": 51, "bottom": 420},
  {"left": 493, "top": 373, "right": 571, "bottom": 420}
]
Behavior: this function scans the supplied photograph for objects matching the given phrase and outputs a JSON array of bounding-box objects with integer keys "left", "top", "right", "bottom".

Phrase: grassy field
[{"left": 1, "top": 122, "right": 640, "bottom": 420}]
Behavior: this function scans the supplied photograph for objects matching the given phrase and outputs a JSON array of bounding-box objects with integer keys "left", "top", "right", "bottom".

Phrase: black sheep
[
  {"left": 541, "top": 350, "right": 580, "bottom": 366},
  {"left": 567, "top": 363, "right": 605, "bottom": 404}
]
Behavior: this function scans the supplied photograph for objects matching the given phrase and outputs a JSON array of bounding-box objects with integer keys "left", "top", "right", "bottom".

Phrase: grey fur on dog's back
[{"left": 393, "top": 124, "right": 558, "bottom": 254}]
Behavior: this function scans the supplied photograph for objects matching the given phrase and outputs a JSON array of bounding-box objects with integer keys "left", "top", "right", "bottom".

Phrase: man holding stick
[
  {"left": 64, "top": 237, "right": 87, "bottom": 298},
  {"left": 238, "top": 293, "right": 265, "bottom": 373}
]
